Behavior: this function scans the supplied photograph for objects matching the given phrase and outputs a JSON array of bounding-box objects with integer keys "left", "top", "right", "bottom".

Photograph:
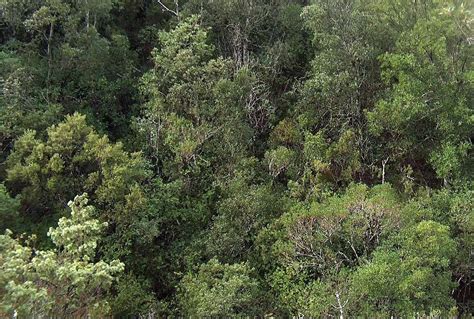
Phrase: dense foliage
[{"left": 0, "top": 0, "right": 472, "bottom": 317}]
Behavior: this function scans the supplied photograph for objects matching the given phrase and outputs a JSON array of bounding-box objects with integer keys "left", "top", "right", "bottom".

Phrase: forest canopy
[{"left": 0, "top": 0, "right": 472, "bottom": 317}]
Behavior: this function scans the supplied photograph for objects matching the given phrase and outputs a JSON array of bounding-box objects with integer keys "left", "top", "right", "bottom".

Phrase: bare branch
[
  {"left": 335, "top": 291, "right": 346, "bottom": 319},
  {"left": 156, "top": 0, "right": 179, "bottom": 19}
]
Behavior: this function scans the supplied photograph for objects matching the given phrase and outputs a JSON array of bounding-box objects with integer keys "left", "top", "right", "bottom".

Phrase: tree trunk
[{"left": 47, "top": 21, "right": 54, "bottom": 84}]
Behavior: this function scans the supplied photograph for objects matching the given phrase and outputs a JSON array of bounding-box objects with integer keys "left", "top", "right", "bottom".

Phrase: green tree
[
  {"left": 178, "top": 258, "right": 259, "bottom": 317},
  {"left": 139, "top": 15, "right": 253, "bottom": 181},
  {"left": 368, "top": 0, "right": 473, "bottom": 186},
  {"left": 258, "top": 183, "right": 403, "bottom": 317},
  {"left": 206, "top": 158, "right": 286, "bottom": 263},
  {"left": 0, "top": 183, "right": 20, "bottom": 232},
  {"left": 5, "top": 112, "right": 148, "bottom": 239},
  {"left": 298, "top": 0, "right": 383, "bottom": 138},
  {"left": 0, "top": 0, "right": 137, "bottom": 145},
  {"left": 406, "top": 184, "right": 474, "bottom": 313},
  {"left": 0, "top": 193, "right": 124, "bottom": 317},
  {"left": 350, "top": 220, "right": 457, "bottom": 316}
]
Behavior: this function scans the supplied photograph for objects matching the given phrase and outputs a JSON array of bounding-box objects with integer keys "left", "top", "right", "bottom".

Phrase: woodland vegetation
[{"left": 0, "top": 0, "right": 472, "bottom": 317}]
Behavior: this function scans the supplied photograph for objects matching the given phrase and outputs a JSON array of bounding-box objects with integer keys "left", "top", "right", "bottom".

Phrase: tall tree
[
  {"left": 5, "top": 113, "right": 149, "bottom": 244},
  {"left": 368, "top": 0, "right": 473, "bottom": 187}
]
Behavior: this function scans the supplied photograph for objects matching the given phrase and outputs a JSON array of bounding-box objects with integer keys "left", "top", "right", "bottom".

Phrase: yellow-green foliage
[{"left": 0, "top": 194, "right": 124, "bottom": 318}]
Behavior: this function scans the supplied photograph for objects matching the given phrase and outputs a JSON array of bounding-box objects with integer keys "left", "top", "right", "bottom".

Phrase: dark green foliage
[
  {"left": 368, "top": 1, "right": 473, "bottom": 186},
  {"left": 0, "top": 0, "right": 472, "bottom": 317},
  {"left": 206, "top": 157, "right": 286, "bottom": 263},
  {"left": 178, "top": 258, "right": 259, "bottom": 317},
  {"left": 0, "top": 183, "right": 19, "bottom": 231}
]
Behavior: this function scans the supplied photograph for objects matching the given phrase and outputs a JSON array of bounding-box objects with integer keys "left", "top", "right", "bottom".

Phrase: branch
[
  {"left": 335, "top": 291, "right": 346, "bottom": 319},
  {"left": 156, "top": 0, "right": 179, "bottom": 18}
]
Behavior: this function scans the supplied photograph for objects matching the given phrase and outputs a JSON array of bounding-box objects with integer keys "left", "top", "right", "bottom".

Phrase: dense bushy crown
[
  {"left": 0, "top": 0, "right": 472, "bottom": 317},
  {"left": 0, "top": 194, "right": 124, "bottom": 317}
]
